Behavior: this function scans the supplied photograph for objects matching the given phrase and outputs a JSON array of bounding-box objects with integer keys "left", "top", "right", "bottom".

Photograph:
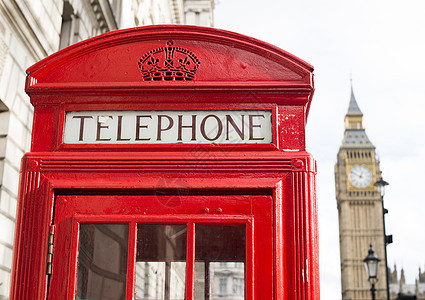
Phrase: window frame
[{"left": 49, "top": 194, "right": 272, "bottom": 300}]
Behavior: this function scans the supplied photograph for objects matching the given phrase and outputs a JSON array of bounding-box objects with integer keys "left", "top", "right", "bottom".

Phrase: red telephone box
[{"left": 10, "top": 25, "right": 318, "bottom": 300}]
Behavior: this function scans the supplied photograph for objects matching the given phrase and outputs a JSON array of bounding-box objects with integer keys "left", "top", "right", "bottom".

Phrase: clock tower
[{"left": 335, "top": 86, "right": 388, "bottom": 299}]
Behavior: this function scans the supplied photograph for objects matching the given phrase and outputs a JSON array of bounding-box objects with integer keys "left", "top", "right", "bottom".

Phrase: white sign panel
[{"left": 63, "top": 110, "right": 272, "bottom": 144}]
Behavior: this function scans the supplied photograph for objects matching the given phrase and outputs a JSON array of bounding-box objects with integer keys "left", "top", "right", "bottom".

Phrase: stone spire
[
  {"left": 341, "top": 83, "right": 374, "bottom": 148},
  {"left": 347, "top": 83, "right": 363, "bottom": 117},
  {"left": 419, "top": 267, "right": 425, "bottom": 283},
  {"left": 389, "top": 264, "right": 399, "bottom": 284},
  {"left": 401, "top": 268, "right": 406, "bottom": 285}
]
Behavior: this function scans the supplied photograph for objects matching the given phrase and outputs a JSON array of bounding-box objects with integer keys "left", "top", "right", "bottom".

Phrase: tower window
[{"left": 219, "top": 278, "right": 227, "bottom": 294}]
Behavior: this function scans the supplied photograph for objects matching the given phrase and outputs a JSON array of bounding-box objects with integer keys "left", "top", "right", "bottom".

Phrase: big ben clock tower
[{"left": 335, "top": 86, "right": 388, "bottom": 299}]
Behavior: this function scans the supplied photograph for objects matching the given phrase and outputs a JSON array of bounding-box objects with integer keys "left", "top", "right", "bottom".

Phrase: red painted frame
[
  {"left": 11, "top": 152, "right": 318, "bottom": 299},
  {"left": 50, "top": 194, "right": 270, "bottom": 300},
  {"left": 10, "top": 25, "right": 319, "bottom": 300}
]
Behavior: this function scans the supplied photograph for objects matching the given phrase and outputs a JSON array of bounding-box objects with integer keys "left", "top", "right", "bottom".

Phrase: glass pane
[
  {"left": 75, "top": 224, "right": 128, "bottom": 300},
  {"left": 194, "top": 262, "right": 205, "bottom": 300},
  {"left": 135, "top": 225, "right": 187, "bottom": 300},
  {"left": 194, "top": 225, "right": 245, "bottom": 300}
]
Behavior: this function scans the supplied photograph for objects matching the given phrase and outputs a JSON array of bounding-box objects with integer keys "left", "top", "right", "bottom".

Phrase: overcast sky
[{"left": 215, "top": 1, "right": 425, "bottom": 298}]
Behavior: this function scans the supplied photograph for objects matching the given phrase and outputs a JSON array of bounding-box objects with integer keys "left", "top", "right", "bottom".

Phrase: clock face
[{"left": 349, "top": 165, "right": 372, "bottom": 188}]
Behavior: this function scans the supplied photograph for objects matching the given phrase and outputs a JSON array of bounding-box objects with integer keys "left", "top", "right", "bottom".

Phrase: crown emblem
[{"left": 138, "top": 41, "right": 200, "bottom": 81}]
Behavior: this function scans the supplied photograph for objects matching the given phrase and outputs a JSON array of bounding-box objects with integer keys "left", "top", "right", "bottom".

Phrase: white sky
[{"left": 215, "top": 1, "right": 425, "bottom": 298}]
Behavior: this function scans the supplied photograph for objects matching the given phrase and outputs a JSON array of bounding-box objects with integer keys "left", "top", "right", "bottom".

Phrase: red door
[{"left": 48, "top": 194, "right": 273, "bottom": 300}]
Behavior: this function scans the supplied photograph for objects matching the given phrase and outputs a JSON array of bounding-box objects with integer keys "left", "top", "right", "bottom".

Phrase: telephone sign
[
  {"left": 64, "top": 110, "right": 273, "bottom": 144},
  {"left": 10, "top": 26, "right": 318, "bottom": 300}
]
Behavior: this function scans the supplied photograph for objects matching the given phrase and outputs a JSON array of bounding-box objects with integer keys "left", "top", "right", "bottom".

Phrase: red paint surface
[{"left": 10, "top": 25, "right": 318, "bottom": 299}]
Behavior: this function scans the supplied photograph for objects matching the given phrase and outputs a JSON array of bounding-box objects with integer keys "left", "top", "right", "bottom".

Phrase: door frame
[{"left": 50, "top": 194, "right": 272, "bottom": 300}]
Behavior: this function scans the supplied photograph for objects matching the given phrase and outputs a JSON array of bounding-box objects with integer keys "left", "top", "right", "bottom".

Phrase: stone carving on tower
[{"left": 335, "top": 85, "right": 388, "bottom": 299}]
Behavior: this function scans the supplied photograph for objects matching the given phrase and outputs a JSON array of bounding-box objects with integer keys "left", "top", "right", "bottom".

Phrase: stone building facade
[
  {"left": 0, "top": 1, "right": 214, "bottom": 298},
  {"left": 389, "top": 265, "right": 425, "bottom": 299},
  {"left": 335, "top": 86, "right": 388, "bottom": 299}
]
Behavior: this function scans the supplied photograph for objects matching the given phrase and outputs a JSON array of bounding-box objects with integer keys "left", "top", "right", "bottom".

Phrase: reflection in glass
[
  {"left": 194, "top": 225, "right": 245, "bottom": 300},
  {"left": 75, "top": 224, "right": 128, "bottom": 300},
  {"left": 194, "top": 262, "right": 205, "bottom": 300},
  {"left": 135, "top": 225, "right": 187, "bottom": 300}
]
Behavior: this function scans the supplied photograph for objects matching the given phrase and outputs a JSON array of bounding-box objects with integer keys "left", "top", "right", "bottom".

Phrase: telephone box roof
[{"left": 25, "top": 25, "right": 314, "bottom": 112}]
